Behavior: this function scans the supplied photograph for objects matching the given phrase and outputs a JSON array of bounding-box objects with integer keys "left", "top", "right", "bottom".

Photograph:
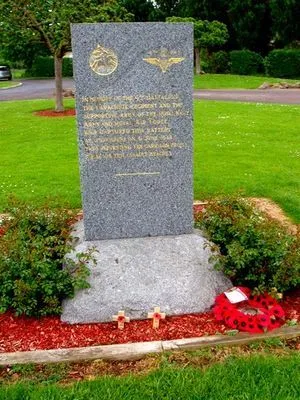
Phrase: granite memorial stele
[{"left": 61, "top": 23, "right": 230, "bottom": 324}]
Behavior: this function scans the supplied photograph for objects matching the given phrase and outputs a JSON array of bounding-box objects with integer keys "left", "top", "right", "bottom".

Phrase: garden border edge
[
  {"left": 0, "top": 82, "right": 23, "bottom": 90},
  {"left": 1, "top": 325, "right": 299, "bottom": 366}
]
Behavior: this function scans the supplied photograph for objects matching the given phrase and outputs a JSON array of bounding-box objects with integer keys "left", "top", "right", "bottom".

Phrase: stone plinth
[{"left": 61, "top": 221, "right": 231, "bottom": 324}]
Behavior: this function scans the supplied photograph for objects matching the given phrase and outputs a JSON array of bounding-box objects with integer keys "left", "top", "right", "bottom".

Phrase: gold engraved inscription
[
  {"left": 89, "top": 45, "right": 118, "bottom": 76},
  {"left": 80, "top": 93, "right": 189, "bottom": 161}
]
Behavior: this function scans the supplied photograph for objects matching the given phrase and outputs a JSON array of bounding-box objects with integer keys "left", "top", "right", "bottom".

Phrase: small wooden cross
[
  {"left": 112, "top": 310, "right": 130, "bottom": 330},
  {"left": 148, "top": 306, "right": 166, "bottom": 329}
]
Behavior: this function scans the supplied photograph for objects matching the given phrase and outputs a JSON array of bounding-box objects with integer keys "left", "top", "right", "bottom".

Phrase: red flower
[
  {"left": 117, "top": 316, "right": 125, "bottom": 323},
  {"left": 215, "top": 293, "right": 227, "bottom": 305},
  {"left": 213, "top": 305, "right": 224, "bottom": 321},
  {"left": 239, "top": 287, "right": 252, "bottom": 298},
  {"left": 269, "top": 318, "right": 282, "bottom": 330},
  {"left": 268, "top": 305, "right": 285, "bottom": 319},
  {"left": 238, "top": 317, "right": 249, "bottom": 331},
  {"left": 212, "top": 287, "right": 285, "bottom": 334},
  {"left": 257, "top": 314, "right": 271, "bottom": 328},
  {"left": 246, "top": 320, "right": 261, "bottom": 333}
]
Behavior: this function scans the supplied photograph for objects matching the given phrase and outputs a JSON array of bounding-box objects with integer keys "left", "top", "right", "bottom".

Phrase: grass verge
[
  {"left": 0, "top": 99, "right": 80, "bottom": 209},
  {"left": 0, "top": 99, "right": 299, "bottom": 222},
  {"left": 0, "top": 339, "right": 299, "bottom": 400},
  {"left": 194, "top": 100, "right": 300, "bottom": 222},
  {"left": 11, "top": 69, "right": 25, "bottom": 80},
  {"left": 194, "top": 73, "right": 300, "bottom": 89},
  {"left": 0, "top": 81, "right": 21, "bottom": 89}
]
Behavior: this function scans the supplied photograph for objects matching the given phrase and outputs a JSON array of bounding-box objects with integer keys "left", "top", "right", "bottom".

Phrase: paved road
[
  {"left": 194, "top": 89, "right": 300, "bottom": 104},
  {"left": 0, "top": 79, "right": 74, "bottom": 101},
  {"left": 1, "top": 79, "right": 300, "bottom": 104}
]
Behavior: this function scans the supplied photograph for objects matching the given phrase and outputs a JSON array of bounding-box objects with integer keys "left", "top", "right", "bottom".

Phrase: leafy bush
[
  {"left": 208, "top": 51, "right": 230, "bottom": 73},
  {"left": 62, "top": 58, "right": 73, "bottom": 77},
  {"left": 230, "top": 50, "right": 264, "bottom": 75},
  {"left": 195, "top": 197, "right": 299, "bottom": 294},
  {"left": 265, "top": 50, "right": 300, "bottom": 78},
  {"left": 0, "top": 199, "right": 94, "bottom": 316},
  {"left": 28, "top": 56, "right": 73, "bottom": 78}
]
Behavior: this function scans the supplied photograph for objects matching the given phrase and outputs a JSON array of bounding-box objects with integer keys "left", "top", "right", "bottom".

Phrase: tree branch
[{"left": 23, "top": 8, "right": 55, "bottom": 54}]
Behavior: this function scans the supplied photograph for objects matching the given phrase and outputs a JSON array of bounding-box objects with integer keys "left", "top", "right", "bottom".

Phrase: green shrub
[
  {"left": 30, "top": 56, "right": 54, "bottom": 77},
  {"left": 28, "top": 56, "right": 73, "bottom": 78},
  {"left": 230, "top": 50, "right": 264, "bottom": 75},
  {"left": 208, "top": 51, "right": 230, "bottom": 73},
  {"left": 195, "top": 196, "right": 299, "bottom": 294},
  {"left": 265, "top": 50, "right": 300, "bottom": 78},
  {"left": 0, "top": 199, "right": 94, "bottom": 316},
  {"left": 62, "top": 58, "right": 73, "bottom": 77}
]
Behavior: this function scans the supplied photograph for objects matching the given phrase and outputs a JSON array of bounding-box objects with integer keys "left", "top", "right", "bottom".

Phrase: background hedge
[
  {"left": 265, "top": 49, "right": 300, "bottom": 78},
  {"left": 28, "top": 56, "right": 73, "bottom": 77},
  {"left": 230, "top": 50, "right": 264, "bottom": 75},
  {"left": 208, "top": 51, "right": 230, "bottom": 73}
]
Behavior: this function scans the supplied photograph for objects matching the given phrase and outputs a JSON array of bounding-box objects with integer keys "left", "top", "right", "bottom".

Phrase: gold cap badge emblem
[{"left": 89, "top": 44, "right": 118, "bottom": 76}]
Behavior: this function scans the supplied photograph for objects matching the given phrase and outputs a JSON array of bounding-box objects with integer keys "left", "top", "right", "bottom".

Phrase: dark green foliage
[
  {"left": 62, "top": 58, "right": 73, "bottom": 77},
  {"left": 208, "top": 51, "right": 230, "bottom": 73},
  {"left": 0, "top": 199, "right": 93, "bottom": 316},
  {"left": 228, "top": 0, "right": 271, "bottom": 54},
  {"left": 230, "top": 50, "right": 264, "bottom": 75},
  {"left": 28, "top": 56, "right": 73, "bottom": 78},
  {"left": 119, "top": 0, "right": 159, "bottom": 21},
  {"left": 265, "top": 50, "right": 300, "bottom": 78},
  {"left": 270, "top": 0, "right": 300, "bottom": 47},
  {"left": 195, "top": 197, "right": 300, "bottom": 294}
]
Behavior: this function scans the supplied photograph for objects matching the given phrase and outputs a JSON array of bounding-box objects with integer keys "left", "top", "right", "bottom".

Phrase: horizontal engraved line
[{"left": 115, "top": 172, "right": 160, "bottom": 177}]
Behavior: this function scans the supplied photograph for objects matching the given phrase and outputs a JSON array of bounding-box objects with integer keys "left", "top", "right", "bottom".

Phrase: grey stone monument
[
  {"left": 62, "top": 23, "right": 231, "bottom": 324},
  {"left": 72, "top": 22, "right": 193, "bottom": 241}
]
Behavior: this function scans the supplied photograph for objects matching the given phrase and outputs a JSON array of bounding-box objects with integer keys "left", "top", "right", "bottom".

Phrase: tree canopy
[
  {"left": 270, "top": 0, "right": 300, "bottom": 47},
  {"left": 167, "top": 17, "right": 228, "bottom": 73},
  {"left": 0, "top": 0, "right": 133, "bottom": 110}
]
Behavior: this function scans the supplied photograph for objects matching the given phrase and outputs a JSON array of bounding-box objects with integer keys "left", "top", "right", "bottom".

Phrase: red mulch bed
[
  {"left": 0, "top": 289, "right": 298, "bottom": 353},
  {"left": 34, "top": 109, "right": 76, "bottom": 117}
]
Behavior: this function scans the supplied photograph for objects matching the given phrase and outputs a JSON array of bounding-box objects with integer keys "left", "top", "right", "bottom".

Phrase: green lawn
[
  {"left": 194, "top": 100, "right": 300, "bottom": 222},
  {"left": 0, "top": 353, "right": 299, "bottom": 400},
  {"left": 0, "top": 99, "right": 299, "bottom": 222},
  {"left": 0, "top": 81, "right": 20, "bottom": 89},
  {"left": 0, "top": 99, "right": 80, "bottom": 209},
  {"left": 11, "top": 69, "right": 26, "bottom": 80},
  {"left": 194, "top": 73, "right": 300, "bottom": 89}
]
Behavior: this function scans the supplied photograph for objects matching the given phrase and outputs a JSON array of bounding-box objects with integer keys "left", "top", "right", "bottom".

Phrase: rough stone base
[{"left": 61, "top": 222, "right": 231, "bottom": 324}]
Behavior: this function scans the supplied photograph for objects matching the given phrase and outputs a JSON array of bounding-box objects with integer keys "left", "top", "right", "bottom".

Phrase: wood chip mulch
[{"left": 0, "top": 289, "right": 298, "bottom": 353}]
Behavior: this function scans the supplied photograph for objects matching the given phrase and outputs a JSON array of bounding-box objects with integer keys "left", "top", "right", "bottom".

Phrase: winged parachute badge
[{"left": 143, "top": 48, "right": 185, "bottom": 73}]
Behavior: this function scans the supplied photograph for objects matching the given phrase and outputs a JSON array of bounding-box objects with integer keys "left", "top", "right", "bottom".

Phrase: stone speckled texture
[
  {"left": 71, "top": 23, "right": 193, "bottom": 241},
  {"left": 61, "top": 221, "right": 232, "bottom": 324}
]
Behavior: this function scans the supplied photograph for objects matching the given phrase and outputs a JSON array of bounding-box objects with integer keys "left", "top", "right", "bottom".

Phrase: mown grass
[
  {"left": 11, "top": 69, "right": 26, "bottom": 80},
  {"left": 0, "top": 99, "right": 80, "bottom": 209},
  {"left": 0, "top": 99, "right": 299, "bottom": 222},
  {"left": 0, "top": 81, "right": 20, "bottom": 89},
  {"left": 194, "top": 73, "right": 300, "bottom": 89},
  {"left": 0, "top": 351, "right": 299, "bottom": 400},
  {"left": 194, "top": 100, "right": 300, "bottom": 222}
]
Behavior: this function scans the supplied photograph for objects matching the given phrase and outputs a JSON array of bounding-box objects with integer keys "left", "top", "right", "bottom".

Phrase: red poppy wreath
[{"left": 213, "top": 287, "right": 285, "bottom": 333}]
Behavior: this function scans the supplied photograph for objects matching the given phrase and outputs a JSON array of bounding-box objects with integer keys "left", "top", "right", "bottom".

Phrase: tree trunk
[
  {"left": 54, "top": 55, "right": 64, "bottom": 112},
  {"left": 195, "top": 47, "right": 201, "bottom": 75}
]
